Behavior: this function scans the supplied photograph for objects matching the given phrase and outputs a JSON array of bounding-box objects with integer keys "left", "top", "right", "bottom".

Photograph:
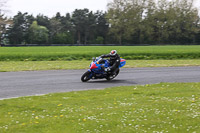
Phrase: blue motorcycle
[{"left": 81, "top": 57, "right": 126, "bottom": 82}]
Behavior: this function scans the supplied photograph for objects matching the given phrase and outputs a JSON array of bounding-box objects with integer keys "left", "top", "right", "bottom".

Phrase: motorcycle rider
[{"left": 100, "top": 50, "right": 120, "bottom": 76}]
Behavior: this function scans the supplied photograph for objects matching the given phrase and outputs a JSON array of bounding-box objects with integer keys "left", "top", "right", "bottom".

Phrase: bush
[
  {"left": 94, "top": 36, "right": 104, "bottom": 44},
  {"left": 52, "top": 32, "right": 74, "bottom": 44}
]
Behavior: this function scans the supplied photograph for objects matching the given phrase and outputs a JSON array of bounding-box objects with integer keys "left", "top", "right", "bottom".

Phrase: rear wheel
[
  {"left": 106, "top": 69, "right": 120, "bottom": 81},
  {"left": 81, "top": 71, "right": 91, "bottom": 82}
]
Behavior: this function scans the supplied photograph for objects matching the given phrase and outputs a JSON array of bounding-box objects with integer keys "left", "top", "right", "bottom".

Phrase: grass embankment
[
  {"left": 1, "top": 60, "right": 200, "bottom": 72},
  {"left": 1, "top": 46, "right": 200, "bottom": 61},
  {"left": 0, "top": 83, "right": 199, "bottom": 132}
]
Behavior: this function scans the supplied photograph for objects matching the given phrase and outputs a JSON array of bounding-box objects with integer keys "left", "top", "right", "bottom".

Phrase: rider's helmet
[{"left": 110, "top": 50, "right": 117, "bottom": 56}]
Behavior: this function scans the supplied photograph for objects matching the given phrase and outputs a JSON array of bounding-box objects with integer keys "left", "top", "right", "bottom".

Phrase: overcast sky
[
  {"left": 6, "top": 0, "right": 111, "bottom": 17},
  {"left": 6, "top": 0, "right": 200, "bottom": 17}
]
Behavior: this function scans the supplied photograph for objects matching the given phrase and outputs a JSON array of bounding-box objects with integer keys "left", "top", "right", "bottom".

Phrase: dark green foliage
[
  {"left": 0, "top": 13, "right": 12, "bottom": 45},
  {"left": 28, "top": 21, "right": 49, "bottom": 44},
  {"left": 107, "top": 0, "right": 200, "bottom": 45},
  {"left": 52, "top": 32, "right": 74, "bottom": 44},
  {"left": 72, "top": 9, "right": 97, "bottom": 44},
  {"left": 7, "top": 12, "right": 34, "bottom": 44},
  {"left": 94, "top": 36, "right": 104, "bottom": 44},
  {"left": 2, "top": 0, "right": 200, "bottom": 45},
  {"left": 36, "top": 14, "right": 51, "bottom": 29},
  {"left": 3, "top": 9, "right": 109, "bottom": 45}
]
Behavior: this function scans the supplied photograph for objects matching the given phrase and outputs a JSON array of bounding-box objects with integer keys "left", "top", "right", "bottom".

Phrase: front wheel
[{"left": 81, "top": 71, "right": 91, "bottom": 82}]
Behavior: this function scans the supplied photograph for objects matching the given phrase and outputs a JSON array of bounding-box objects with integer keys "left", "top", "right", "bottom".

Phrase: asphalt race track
[{"left": 0, "top": 66, "right": 200, "bottom": 100}]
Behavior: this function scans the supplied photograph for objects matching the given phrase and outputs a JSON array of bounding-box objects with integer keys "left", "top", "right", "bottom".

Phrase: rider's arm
[{"left": 100, "top": 54, "right": 111, "bottom": 58}]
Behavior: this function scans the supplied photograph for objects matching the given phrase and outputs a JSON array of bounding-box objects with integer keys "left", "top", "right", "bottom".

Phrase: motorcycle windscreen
[{"left": 119, "top": 59, "right": 126, "bottom": 68}]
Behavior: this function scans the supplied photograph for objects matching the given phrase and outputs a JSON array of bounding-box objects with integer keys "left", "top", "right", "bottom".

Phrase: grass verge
[
  {"left": 0, "top": 60, "right": 200, "bottom": 72},
  {"left": 1, "top": 46, "right": 200, "bottom": 61},
  {"left": 0, "top": 82, "right": 200, "bottom": 132}
]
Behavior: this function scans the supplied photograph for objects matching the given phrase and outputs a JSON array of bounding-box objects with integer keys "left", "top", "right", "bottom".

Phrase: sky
[
  {"left": 5, "top": 0, "right": 200, "bottom": 17},
  {"left": 6, "top": 0, "right": 111, "bottom": 17}
]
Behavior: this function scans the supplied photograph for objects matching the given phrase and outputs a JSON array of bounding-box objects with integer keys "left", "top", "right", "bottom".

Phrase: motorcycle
[{"left": 81, "top": 57, "right": 126, "bottom": 82}]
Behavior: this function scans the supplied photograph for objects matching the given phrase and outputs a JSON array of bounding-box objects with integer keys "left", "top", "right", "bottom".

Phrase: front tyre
[{"left": 81, "top": 71, "right": 91, "bottom": 82}]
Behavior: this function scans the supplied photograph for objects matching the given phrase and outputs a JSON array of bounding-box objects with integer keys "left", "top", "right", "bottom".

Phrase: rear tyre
[
  {"left": 106, "top": 69, "right": 120, "bottom": 81},
  {"left": 81, "top": 71, "right": 91, "bottom": 82}
]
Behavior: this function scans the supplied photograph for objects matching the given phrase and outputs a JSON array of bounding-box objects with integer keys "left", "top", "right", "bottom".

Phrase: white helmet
[{"left": 110, "top": 50, "right": 117, "bottom": 56}]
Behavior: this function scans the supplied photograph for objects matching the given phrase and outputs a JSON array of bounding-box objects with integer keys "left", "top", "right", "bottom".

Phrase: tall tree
[
  {"left": 106, "top": 0, "right": 126, "bottom": 44},
  {"left": 107, "top": 0, "right": 146, "bottom": 44},
  {"left": 49, "top": 17, "right": 62, "bottom": 43},
  {"left": 106, "top": 0, "right": 200, "bottom": 44},
  {"left": 0, "top": 0, "right": 12, "bottom": 45},
  {"left": 7, "top": 12, "right": 34, "bottom": 44},
  {"left": 72, "top": 8, "right": 96, "bottom": 44},
  {"left": 0, "top": 13, "right": 12, "bottom": 44},
  {"left": 93, "top": 11, "right": 109, "bottom": 44},
  {"left": 28, "top": 21, "right": 49, "bottom": 44},
  {"left": 36, "top": 14, "right": 50, "bottom": 29},
  {"left": 60, "top": 13, "right": 73, "bottom": 33}
]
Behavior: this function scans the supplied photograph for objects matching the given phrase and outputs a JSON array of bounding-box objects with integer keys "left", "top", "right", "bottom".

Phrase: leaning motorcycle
[{"left": 81, "top": 57, "right": 126, "bottom": 82}]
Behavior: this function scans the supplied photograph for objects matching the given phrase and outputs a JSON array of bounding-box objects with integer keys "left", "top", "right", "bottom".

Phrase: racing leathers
[{"left": 100, "top": 53, "right": 120, "bottom": 74}]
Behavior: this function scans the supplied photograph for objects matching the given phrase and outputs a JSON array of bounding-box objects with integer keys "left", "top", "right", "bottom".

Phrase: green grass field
[
  {"left": 1, "top": 46, "right": 200, "bottom": 61},
  {"left": 1, "top": 60, "right": 200, "bottom": 72},
  {"left": 0, "top": 83, "right": 199, "bottom": 133},
  {"left": 1, "top": 46, "right": 200, "bottom": 132}
]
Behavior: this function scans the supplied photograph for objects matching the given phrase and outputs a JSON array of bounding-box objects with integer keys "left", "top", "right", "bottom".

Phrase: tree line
[
  {"left": 0, "top": 0, "right": 200, "bottom": 45},
  {"left": 1, "top": 10, "right": 109, "bottom": 45}
]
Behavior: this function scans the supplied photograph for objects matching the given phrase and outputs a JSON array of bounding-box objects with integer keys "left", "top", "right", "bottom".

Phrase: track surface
[{"left": 0, "top": 66, "right": 200, "bottom": 100}]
